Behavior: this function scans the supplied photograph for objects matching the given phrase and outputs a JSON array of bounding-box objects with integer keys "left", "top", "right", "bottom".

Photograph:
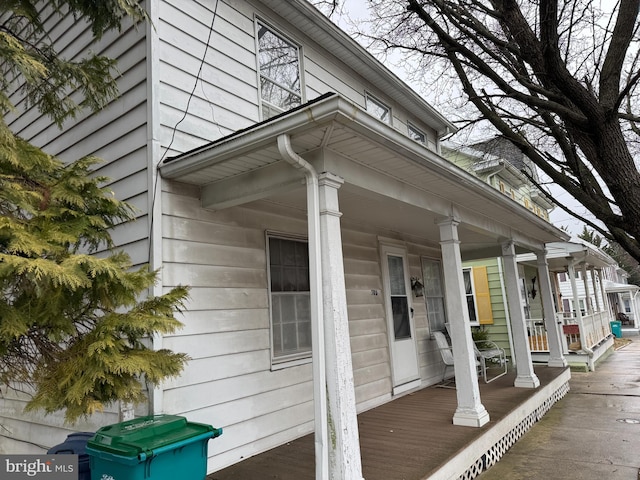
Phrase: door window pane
[
  {"left": 392, "top": 297, "right": 411, "bottom": 339},
  {"left": 388, "top": 255, "right": 411, "bottom": 340},
  {"left": 388, "top": 255, "right": 407, "bottom": 295}
]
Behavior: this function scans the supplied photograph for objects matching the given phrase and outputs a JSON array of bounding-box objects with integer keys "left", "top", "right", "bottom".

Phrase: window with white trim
[
  {"left": 463, "top": 268, "right": 479, "bottom": 325},
  {"left": 421, "top": 258, "right": 447, "bottom": 332},
  {"left": 462, "top": 266, "right": 494, "bottom": 326},
  {"left": 257, "top": 22, "right": 302, "bottom": 119},
  {"left": 408, "top": 123, "right": 426, "bottom": 144},
  {"left": 268, "top": 236, "right": 311, "bottom": 361},
  {"left": 365, "top": 93, "right": 391, "bottom": 123}
]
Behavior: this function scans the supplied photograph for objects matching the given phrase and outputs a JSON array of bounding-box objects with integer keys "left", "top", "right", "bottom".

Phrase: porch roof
[
  {"left": 604, "top": 280, "right": 639, "bottom": 294},
  {"left": 518, "top": 238, "right": 614, "bottom": 271},
  {"left": 160, "top": 93, "right": 568, "bottom": 256}
]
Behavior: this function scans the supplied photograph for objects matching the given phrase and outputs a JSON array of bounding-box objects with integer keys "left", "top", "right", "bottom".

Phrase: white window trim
[
  {"left": 255, "top": 18, "right": 305, "bottom": 119},
  {"left": 463, "top": 267, "right": 480, "bottom": 327},
  {"left": 407, "top": 122, "right": 426, "bottom": 144},
  {"left": 421, "top": 256, "right": 448, "bottom": 335},
  {"left": 266, "top": 231, "right": 312, "bottom": 369},
  {"left": 365, "top": 92, "right": 392, "bottom": 124}
]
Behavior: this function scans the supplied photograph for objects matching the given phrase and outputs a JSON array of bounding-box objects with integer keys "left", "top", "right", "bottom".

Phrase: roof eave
[{"left": 266, "top": 0, "right": 456, "bottom": 136}]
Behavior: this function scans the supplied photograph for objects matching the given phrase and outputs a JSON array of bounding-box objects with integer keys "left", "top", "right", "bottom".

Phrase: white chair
[
  {"left": 433, "top": 331, "right": 455, "bottom": 383},
  {"left": 433, "top": 331, "right": 482, "bottom": 388},
  {"left": 474, "top": 340, "right": 508, "bottom": 383}
]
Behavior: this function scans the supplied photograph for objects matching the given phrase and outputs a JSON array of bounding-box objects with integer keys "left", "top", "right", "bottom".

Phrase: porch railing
[{"left": 526, "top": 311, "right": 613, "bottom": 354}]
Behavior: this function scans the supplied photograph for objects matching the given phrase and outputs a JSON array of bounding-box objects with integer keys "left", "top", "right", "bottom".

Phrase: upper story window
[
  {"left": 257, "top": 22, "right": 302, "bottom": 118},
  {"left": 268, "top": 235, "right": 311, "bottom": 363},
  {"left": 365, "top": 93, "right": 391, "bottom": 124},
  {"left": 408, "top": 123, "right": 426, "bottom": 144}
]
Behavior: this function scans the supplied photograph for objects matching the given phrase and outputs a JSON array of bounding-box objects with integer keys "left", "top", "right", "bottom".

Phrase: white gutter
[{"left": 277, "top": 134, "right": 329, "bottom": 480}]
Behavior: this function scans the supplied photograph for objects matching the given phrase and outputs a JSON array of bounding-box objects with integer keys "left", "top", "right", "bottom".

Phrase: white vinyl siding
[
  {"left": 161, "top": 183, "right": 447, "bottom": 471},
  {"left": 157, "top": 0, "right": 259, "bottom": 157}
]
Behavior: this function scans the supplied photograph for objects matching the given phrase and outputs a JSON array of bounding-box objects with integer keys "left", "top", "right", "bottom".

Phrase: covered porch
[
  {"left": 519, "top": 240, "right": 616, "bottom": 370},
  {"left": 208, "top": 366, "right": 570, "bottom": 480},
  {"left": 605, "top": 280, "right": 640, "bottom": 336},
  {"left": 160, "top": 92, "right": 570, "bottom": 479}
]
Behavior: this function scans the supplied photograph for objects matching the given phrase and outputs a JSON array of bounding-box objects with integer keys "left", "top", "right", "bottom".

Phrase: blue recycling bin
[
  {"left": 610, "top": 320, "right": 622, "bottom": 338},
  {"left": 47, "top": 432, "right": 94, "bottom": 480}
]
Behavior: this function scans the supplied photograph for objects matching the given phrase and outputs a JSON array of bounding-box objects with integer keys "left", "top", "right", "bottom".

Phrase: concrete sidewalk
[{"left": 478, "top": 338, "right": 640, "bottom": 479}]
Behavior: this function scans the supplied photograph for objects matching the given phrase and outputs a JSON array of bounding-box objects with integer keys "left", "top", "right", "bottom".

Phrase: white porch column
[
  {"left": 567, "top": 262, "right": 583, "bottom": 323},
  {"left": 568, "top": 261, "right": 596, "bottom": 369},
  {"left": 537, "top": 251, "right": 567, "bottom": 368},
  {"left": 598, "top": 269, "right": 609, "bottom": 315},
  {"left": 318, "top": 173, "right": 364, "bottom": 480},
  {"left": 502, "top": 241, "right": 540, "bottom": 388},
  {"left": 438, "top": 217, "right": 490, "bottom": 427},
  {"left": 581, "top": 264, "right": 593, "bottom": 314},
  {"left": 632, "top": 291, "right": 640, "bottom": 329},
  {"left": 591, "top": 268, "right": 601, "bottom": 311}
]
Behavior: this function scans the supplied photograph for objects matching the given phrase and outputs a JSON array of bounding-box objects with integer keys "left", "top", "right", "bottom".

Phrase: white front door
[{"left": 381, "top": 244, "right": 420, "bottom": 394}]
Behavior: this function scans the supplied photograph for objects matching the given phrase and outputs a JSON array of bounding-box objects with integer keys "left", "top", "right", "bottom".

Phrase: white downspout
[{"left": 277, "top": 134, "right": 329, "bottom": 480}]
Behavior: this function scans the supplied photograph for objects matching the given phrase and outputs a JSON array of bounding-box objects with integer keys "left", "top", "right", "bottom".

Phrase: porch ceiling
[{"left": 160, "top": 93, "right": 569, "bottom": 256}]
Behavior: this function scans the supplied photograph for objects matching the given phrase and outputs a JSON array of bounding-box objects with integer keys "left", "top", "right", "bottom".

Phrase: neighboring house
[
  {"left": 444, "top": 141, "right": 616, "bottom": 371},
  {"left": 519, "top": 239, "right": 617, "bottom": 370},
  {"left": 444, "top": 139, "right": 554, "bottom": 223},
  {"left": 443, "top": 140, "right": 556, "bottom": 360},
  {"left": 603, "top": 265, "right": 640, "bottom": 335},
  {"left": 1, "top": 1, "right": 572, "bottom": 478}
]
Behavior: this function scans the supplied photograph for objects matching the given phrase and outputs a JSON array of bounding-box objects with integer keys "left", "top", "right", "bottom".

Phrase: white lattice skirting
[
  {"left": 458, "top": 382, "right": 570, "bottom": 480},
  {"left": 429, "top": 368, "right": 572, "bottom": 480}
]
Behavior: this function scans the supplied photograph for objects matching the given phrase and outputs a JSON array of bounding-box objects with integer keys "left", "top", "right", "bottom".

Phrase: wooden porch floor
[{"left": 207, "top": 366, "right": 569, "bottom": 480}]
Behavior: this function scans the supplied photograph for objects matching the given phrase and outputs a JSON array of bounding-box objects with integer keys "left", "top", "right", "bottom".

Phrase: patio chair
[
  {"left": 617, "top": 312, "right": 630, "bottom": 325},
  {"left": 433, "top": 331, "right": 455, "bottom": 384},
  {"left": 433, "top": 331, "right": 481, "bottom": 388},
  {"left": 474, "top": 340, "right": 508, "bottom": 383}
]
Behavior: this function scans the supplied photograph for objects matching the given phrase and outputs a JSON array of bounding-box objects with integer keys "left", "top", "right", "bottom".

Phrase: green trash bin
[
  {"left": 86, "top": 415, "right": 222, "bottom": 480},
  {"left": 610, "top": 320, "right": 622, "bottom": 338}
]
